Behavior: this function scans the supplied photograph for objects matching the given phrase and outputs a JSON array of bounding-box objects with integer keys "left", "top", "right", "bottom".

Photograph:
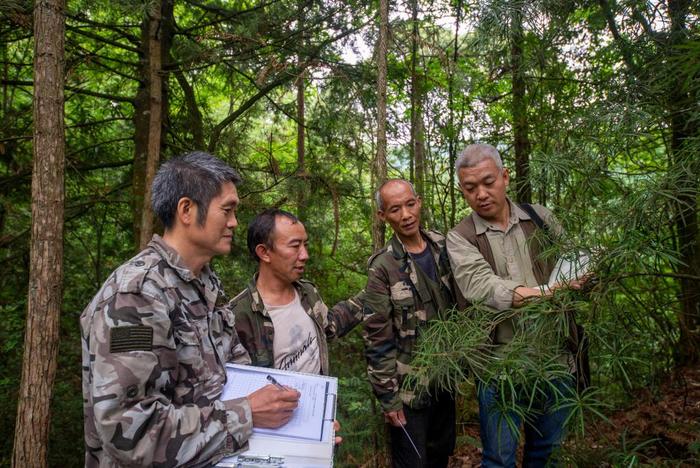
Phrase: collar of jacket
[
  {"left": 147, "top": 234, "right": 223, "bottom": 310},
  {"left": 472, "top": 197, "right": 534, "bottom": 235},
  {"left": 387, "top": 228, "right": 442, "bottom": 260},
  {"left": 387, "top": 228, "right": 452, "bottom": 293},
  {"left": 148, "top": 234, "right": 214, "bottom": 284},
  {"left": 245, "top": 272, "right": 309, "bottom": 318}
]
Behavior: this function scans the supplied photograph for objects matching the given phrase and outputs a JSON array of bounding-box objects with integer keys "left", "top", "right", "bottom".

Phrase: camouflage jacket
[
  {"left": 230, "top": 274, "right": 363, "bottom": 375},
  {"left": 80, "top": 235, "right": 253, "bottom": 468},
  {"left": 362, "top": 229, "right": 457, "bottom": 412}
]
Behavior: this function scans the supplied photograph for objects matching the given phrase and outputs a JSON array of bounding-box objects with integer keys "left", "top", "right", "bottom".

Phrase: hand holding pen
[
  {"left": 265, "top": 375, "right": 343, "bottom": 446},
  {"left": 246, "top": 376, "right": 300, "bottom": 428},
  {"left": 267, "top": 374, "right": 288, "bottom": 391}
]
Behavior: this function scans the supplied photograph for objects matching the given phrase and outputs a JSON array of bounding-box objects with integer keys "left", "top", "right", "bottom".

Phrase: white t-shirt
[{"left": 265, "top": 291, "right": 321, "bottom": 374}]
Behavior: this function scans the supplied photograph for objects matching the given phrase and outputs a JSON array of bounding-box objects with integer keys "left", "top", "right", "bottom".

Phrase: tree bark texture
[
  {"left": 134, "top": 0, "right": 173, "bottom": 251},
  {"left": 11, "top": 0, "right": 65, "bottom": 466},
  {"left": 511, "top": 1, "right": 531, "bottom": 204},
  {"left": 139, "top": 3, "right": 164, "bottom": 249},
  {"left": 372, "top": 0, "right": 389, "bottom": 252}
]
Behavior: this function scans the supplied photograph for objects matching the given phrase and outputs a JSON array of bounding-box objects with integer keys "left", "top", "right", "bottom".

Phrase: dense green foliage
[{"left": 1, "top": 0, "right": 698, "bottom": 465}]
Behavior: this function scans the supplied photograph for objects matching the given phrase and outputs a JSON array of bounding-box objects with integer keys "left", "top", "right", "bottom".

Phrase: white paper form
[
  {"left": 548, "top": 251, "right": 591, "bottom": 287},
  {"left": 222, "top": 364, "right": 330, "bottom": 441}
]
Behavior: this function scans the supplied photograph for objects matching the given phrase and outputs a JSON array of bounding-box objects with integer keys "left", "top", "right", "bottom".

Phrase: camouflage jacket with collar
[
  {"left": 229, "top": 274, "right": 363, "bottom": 376},
  {"left": 362, "top": 229, "right": 457, "bottom": 412},
  {"left": 80, "top": 235, "right": 253, "bottom": 468}
]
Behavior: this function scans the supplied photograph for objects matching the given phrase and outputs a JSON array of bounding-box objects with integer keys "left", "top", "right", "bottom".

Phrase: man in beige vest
[{"left": 446, "top": 144, "right": 585, "bottom": 467}]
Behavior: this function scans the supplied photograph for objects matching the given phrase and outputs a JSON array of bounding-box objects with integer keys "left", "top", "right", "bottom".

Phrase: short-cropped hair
[
  {"left": 151, "top": 151, "right": 242, "bottom": 229},
  {"left": 375, "top": 179, "right": 418, "bottom": 211},
  {"left": 455, "top": 144, "right": 503, "bottom": 174},
  {"left": 247, "top": 208, "right": 300, "bottom": 262}
]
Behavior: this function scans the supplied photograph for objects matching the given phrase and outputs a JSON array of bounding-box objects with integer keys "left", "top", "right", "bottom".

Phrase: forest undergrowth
[{"left": 445, "top": 365, "right": 700, "bottom": 467}]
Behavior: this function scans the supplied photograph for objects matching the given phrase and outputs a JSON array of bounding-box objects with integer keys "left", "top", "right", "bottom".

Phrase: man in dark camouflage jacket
[
  {"left": 230, "top": 209, "right": 363, "bottom": 376},
  {"left": 363, "top": 179, "right": 458, "bottom": 467},
  {"left": 80, "top": 152, "right": 300, "bottom": 467}
]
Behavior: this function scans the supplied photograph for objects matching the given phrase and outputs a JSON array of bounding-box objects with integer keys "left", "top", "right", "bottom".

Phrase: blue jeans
[{"left": 477, "top": 379, "right": 573, "bottom": 468}]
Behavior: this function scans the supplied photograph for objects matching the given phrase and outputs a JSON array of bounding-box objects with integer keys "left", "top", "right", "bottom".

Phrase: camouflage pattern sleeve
[
  {"left": 361, "top": 261, "right": 402, "bottom": 413},
  {"left": 326, "top": 289, "right": 365, "bottom": 339},
  {"left": 81, "top": 288, "right": 253, "bottom": 467},
  {"left": 227, "top": 307, "right": 253, "bottom": 365}
]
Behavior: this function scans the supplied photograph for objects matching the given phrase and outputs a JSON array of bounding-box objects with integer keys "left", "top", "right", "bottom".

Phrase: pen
[
  {"left": 398, "top": 420, "right": 421, "bottom": 460},
  {"left": 266, "top": 374, "right": 287, "bottom": 391}
]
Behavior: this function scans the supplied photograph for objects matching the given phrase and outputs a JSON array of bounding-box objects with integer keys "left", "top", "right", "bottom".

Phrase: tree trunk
[
  {"left": 132, "top": 72, "right": 148, "bottom": 248},
  {"left": 409, "top": 0, "right": 425, "bottom": 199},
  {"left": 448, "top": 0, "right": 462, "bottom": 228},
  {"left": 601, "top": 0, "right": 700, "bottom": 364},
  {"left": 133, "top": 1, "right": 173, "bottom": 250},
  {"left": 296, "top": 0, "right": 307, "bottom": 218},
  {"left": 668, "top": 0, "right": 700, "bottom": 364},
  {"left": 11, "top": 0, "right": 65, "bottom": 466},
  {"left": 139, "top": 3, "right": 164, "bottom": 249},
  {"left": 511, "top": 1, "right": 531, "bottom": 204},
  {"left": 372, "top": 0, "right": 389, "bottom": 251}
]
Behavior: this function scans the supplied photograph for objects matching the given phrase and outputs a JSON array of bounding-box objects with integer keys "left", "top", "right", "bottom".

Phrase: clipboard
[{"left": 216, "top": 364, "right": 337, "bottom": 468}]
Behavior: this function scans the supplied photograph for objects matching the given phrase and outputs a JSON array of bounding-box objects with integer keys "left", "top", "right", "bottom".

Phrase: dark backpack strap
[{"left": 519, "top": 202, "right": 547, "bottom": 233}]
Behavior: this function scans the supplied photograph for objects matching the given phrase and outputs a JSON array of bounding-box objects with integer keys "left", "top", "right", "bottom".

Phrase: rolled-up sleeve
[{"left": 446, "top": 230, "right": 521, "bottom": 311}]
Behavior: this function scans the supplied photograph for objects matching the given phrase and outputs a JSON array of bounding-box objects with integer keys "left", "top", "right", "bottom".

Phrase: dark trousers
[{"left": 389, "top": 390, "right": 456, "bottom": 468}]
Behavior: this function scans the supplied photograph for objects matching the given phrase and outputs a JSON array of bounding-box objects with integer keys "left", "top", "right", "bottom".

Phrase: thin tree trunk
[
  {"left": 139, "top": 3, "right": 164, "bottom": 249},
  {"left": 601, "top": 0, "right": 699, "bottom": 364},
  {"left": 11, "top": 0, "right": 65, "bottom": 465},
  {"left": 668, "top": 0, "right": 700, "bottom": 364},
  {"left": 132, "top": 31, "right": 149, "bottom": 249},
  {"left": 296, "top": 0, "right": 307, "bottom": 218},
  {"left": 373, "top": 0, "right": 389, "bottom": 251},
  {"left": 448, "top": 0, "right": 462, "bottom": 228},
  {"left": 409, "top": 0, "right": 425, "bottom": 199},
  {"left": 511, "top": 1, "right": 531, "bottom": 203}
]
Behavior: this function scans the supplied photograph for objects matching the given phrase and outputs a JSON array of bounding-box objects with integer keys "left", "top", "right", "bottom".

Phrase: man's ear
[
  {"left": 175, "top": 197, "right": 197, "bottom": 227},
  {"left": 377, "top": 210, "right": 386, "bottom": 223},
  {"left": 255, "top": 244, "right": 271, "bottom": 263},
  {"left": 503, "top": 168, "right": 510, "bottom": 187}
]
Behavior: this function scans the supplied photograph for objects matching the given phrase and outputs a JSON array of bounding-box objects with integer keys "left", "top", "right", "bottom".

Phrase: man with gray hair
[
  {"left": 447, "top": 143, "right": 585, "bottom": 466},
  {"left": 80, "top": 151, "right": 300, "bottom": 467}
]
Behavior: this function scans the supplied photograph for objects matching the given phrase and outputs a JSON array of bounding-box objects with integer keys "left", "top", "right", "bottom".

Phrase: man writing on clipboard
[
  {"left": 230, "top": 209, "right": 364, "bottom": 443},
  {"left": 80, "top": 153, "right": 300, "bottom": 467}
]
